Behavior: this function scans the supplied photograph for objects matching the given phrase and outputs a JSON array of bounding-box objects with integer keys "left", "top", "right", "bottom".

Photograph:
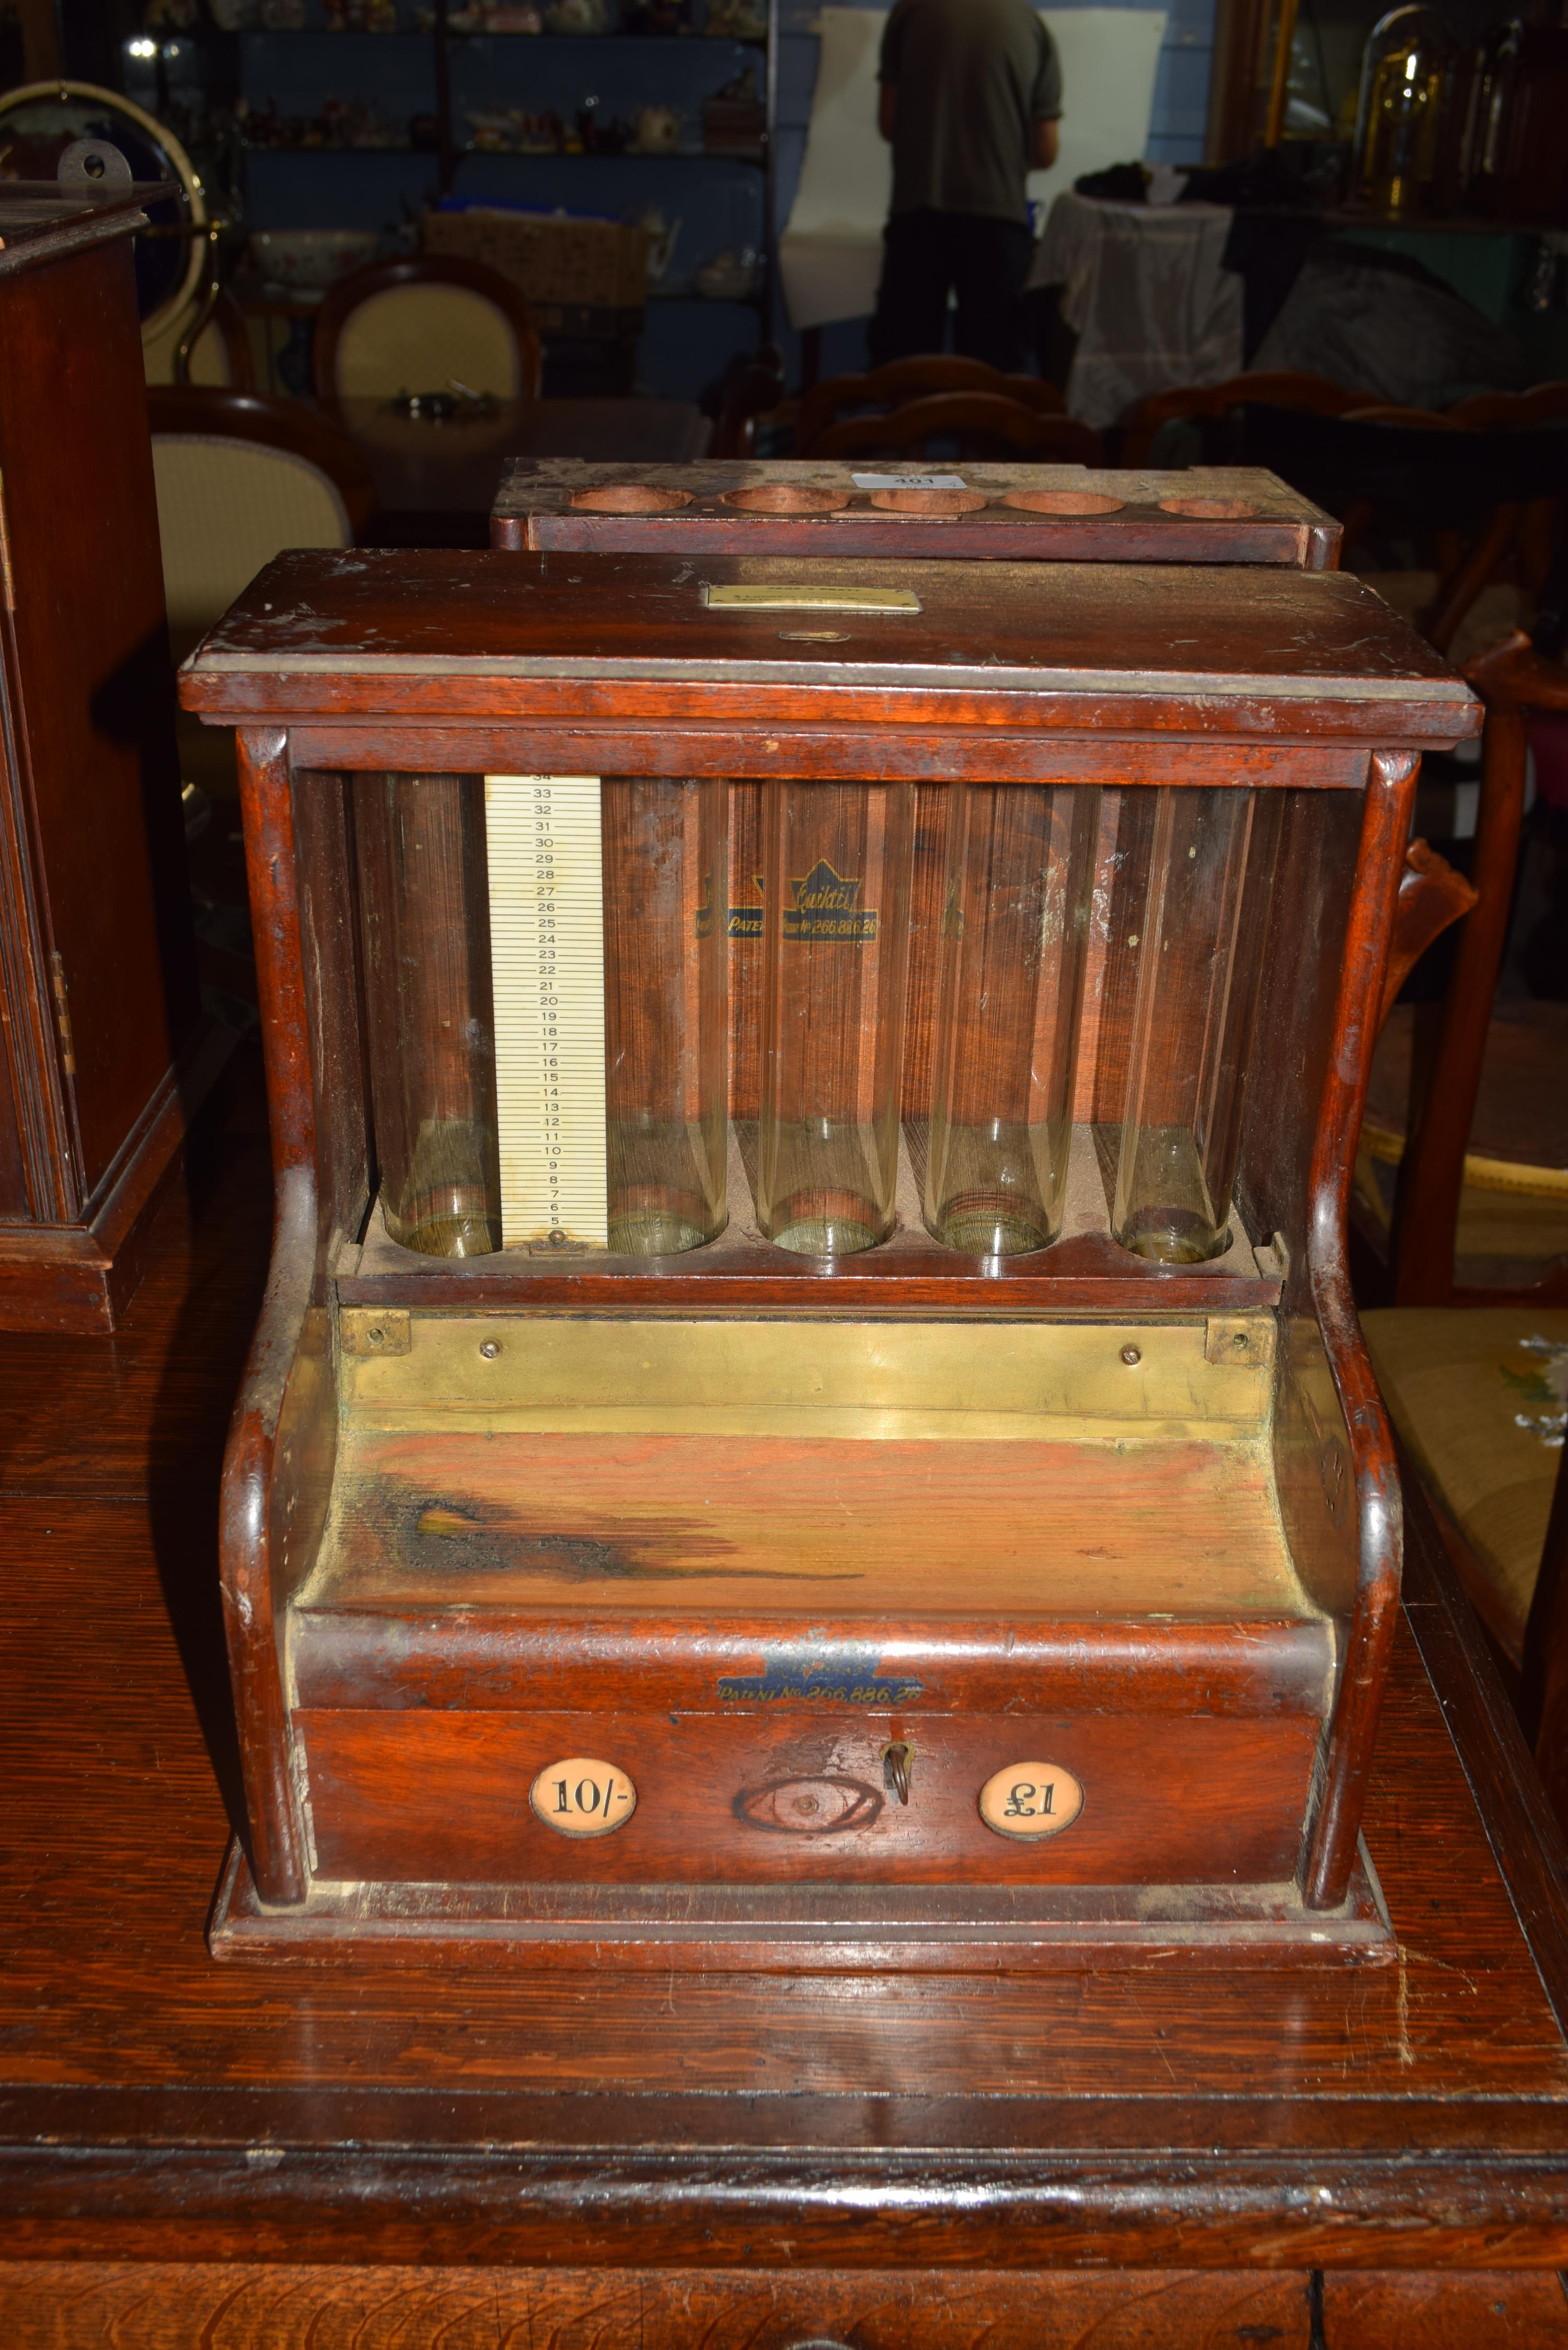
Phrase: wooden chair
[
  {"left": 797, "top": 356, "right": 1066, "bottom": 457},
  {"left": 1119, "top": 370, "right": 1364, "bottom": 467},
  {"left": 713, "top": 342, "right": 786, "bottom": 459},
  {"left": 148, "top": 386, "right": 379, "bottom": 805},
  {"left": 1450, "top": 379, "right": 1568, "bottom": 429},
  {"left": 1242, "top": 404, "right": 1568, "bottom": 658},
  {"left": 1358, "top": 632, "right": 1568, "bottom": 1828},
  {"left": 148, "top": 386, "right": 377, "bottom": 637},
  {"left": 143, "top": 286, "right": 256, "bottom": 393},
  {"left": 1375, "top": 631, "right": 1568, "bottom": 1311},
  {"left": 313, "top": 255, "right": 543, "bottom": 410},
  {"left": 806, "top": 393, "right": 1105, "bottom": 467}
]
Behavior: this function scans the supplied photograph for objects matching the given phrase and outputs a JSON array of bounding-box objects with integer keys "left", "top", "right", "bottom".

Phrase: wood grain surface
[{"left": 4, "top": 2261, "right": 1566, "bottom": 2347}]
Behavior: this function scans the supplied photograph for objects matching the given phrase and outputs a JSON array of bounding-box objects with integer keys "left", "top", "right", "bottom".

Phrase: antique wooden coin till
[
  {"left": 186, "top": 546, "right": 1477, "bottom": 1965},
  {"left": 490, "top": 458, "right": 1342, "bottom": 570}
]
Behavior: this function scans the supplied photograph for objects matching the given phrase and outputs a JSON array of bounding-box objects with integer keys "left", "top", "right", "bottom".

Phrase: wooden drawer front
[{"left": 295, "top": 1708, "right": 1319, "bottom": 1887}]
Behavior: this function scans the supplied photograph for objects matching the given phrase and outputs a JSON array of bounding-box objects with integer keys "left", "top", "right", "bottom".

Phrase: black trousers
[{"left": 868, "top": 209, "right": 1035, "bottom": 373}]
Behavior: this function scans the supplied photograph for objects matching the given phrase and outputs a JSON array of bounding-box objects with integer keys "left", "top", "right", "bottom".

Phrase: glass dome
[{"left": 1353, "top": 5, "right": 1457, "bottom": 215}]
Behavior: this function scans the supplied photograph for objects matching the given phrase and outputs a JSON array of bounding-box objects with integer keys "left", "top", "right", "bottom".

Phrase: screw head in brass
[
  {"left": 1121, "top": 1344, "right": 1142, "bottom": 1366},
  {"left": 479, "top": 1339, "right": 501, "bottom": 1360}
]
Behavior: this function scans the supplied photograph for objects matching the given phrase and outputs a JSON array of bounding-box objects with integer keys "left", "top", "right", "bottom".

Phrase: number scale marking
[{"left": 485, "top": 775, "right": 608, "bottom": 1251}]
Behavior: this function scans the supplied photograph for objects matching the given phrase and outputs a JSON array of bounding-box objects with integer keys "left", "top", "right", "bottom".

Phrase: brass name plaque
[{"left": 703, "top": 584, "right": 922, "bottom": 614}]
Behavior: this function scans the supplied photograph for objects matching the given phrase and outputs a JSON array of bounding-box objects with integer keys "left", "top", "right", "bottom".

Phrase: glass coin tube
[
  {"left": 354, "top": 771, "right": 501, "bottom": 1257},
  {"left": 601, "top": 776, "right": 729, "bottom": 1254},
  {"left": 1112, "top": 786, "right": 1283, "bottom": 1265},
  {"left": 757, "top": 778, "right": 915, "bottom": 1255},
  {"left": 925, "top": 782, "right": 1099, "bottom": 1256}
]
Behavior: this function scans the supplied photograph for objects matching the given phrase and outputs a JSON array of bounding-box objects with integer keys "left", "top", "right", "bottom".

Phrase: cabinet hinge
[
  {"left": 50, "top": 951, "right": 76, "bottom": 1077},
  {"left": 0, "top": 469, "right": 14, "bottom": 614}
]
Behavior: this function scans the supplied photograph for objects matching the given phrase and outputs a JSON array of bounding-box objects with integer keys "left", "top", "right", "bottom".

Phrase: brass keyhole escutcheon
[{"left": 882, "top": 1740, "right": 914, "bottom": 1806}]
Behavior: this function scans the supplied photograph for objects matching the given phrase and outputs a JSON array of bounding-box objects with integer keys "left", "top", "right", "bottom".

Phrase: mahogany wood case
[
  {"left": 0, "top": 183, "right": 222, "bottom": 1331},
  {"left": 180, "top": 545, "right": 1477, "bottom": 1965}
]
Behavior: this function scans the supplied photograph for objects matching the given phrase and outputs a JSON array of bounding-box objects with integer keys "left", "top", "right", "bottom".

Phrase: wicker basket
[{"left": 423, "top": 206, "right": 648, "bottom": 315}]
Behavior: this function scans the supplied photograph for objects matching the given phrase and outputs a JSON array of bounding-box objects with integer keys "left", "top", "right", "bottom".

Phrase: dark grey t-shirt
[{"left": 879, "top": 0, "right": 1062, "bottom": 226}]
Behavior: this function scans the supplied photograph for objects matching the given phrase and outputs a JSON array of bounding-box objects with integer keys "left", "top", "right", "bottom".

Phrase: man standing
[{"left": 871, "top": 0, "right": 1062, "bottom": 371}]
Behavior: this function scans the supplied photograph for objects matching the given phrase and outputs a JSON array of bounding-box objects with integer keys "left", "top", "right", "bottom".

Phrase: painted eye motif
[{"left": 735, "top": 1776, "right": 883, "bottom": 1835}]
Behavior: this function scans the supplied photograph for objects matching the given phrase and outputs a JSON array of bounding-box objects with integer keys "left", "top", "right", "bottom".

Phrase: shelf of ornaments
[
  {"left": 228, "top": 24, "right": 765, "bottom": 36},
  {"left": 237, "top": 140, "right": 764, "bottom": 156}
]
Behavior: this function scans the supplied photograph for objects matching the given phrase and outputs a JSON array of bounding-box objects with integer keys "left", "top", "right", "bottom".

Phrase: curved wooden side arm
[
  {"left": 219, "top": 727, "right": 320, "bottom": 1907},
  {"left": 1305, "top": 750, "right": 1422, "bottom": 1911},
  {"left": 219, "top": 1166, "right": 318, "bottom": 1907}
]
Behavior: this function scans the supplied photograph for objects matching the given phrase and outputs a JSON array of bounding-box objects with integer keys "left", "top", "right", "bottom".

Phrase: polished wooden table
[
  {"left": 337, "top": 395, "right": 711, "bottom": 546},
  {"left": 4, "top": 1061, "right": 1568, "bottom": 2343}
]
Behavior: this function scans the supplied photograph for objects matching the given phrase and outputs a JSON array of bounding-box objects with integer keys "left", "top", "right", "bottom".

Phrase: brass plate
[
  {"left": 340, "top": 1312, "right": 1276, "bottom": 1442},
  {"left": 702, "top": 584, "right": 922, "bottom": 614}
]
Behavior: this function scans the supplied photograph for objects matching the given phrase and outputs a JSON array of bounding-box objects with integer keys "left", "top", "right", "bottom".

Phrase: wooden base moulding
[{"left": 208, "top": 1838, "right": 1394, "bottom": 1969}]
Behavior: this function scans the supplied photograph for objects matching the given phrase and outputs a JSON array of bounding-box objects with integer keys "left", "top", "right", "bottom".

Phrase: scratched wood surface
[
  {"left": 5, "top": 1066, "right": 1568, "bottom": 2295},
  {"left": 180, "top": 554, "right": 1471, "bottom": 747}
]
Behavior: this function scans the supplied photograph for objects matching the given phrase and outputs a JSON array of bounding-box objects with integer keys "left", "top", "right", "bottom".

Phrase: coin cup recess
[
  {"left": 1158, "top": 496, "right": 1257, "bottom": 519},
  {"left": 1002, "top": 490, "right": 1124, "bottom": 516},
  {"left": 720, "top": 484, "right": 851, "bottom": 514},
  {"left": 568, "top": 484, "right": 693, "bottom": 513},
  {"left": 868, "top": 486, "right": 989, "bottom": 515}
]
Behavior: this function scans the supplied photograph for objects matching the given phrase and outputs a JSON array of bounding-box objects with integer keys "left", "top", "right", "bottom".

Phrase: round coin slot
[
  {"left": 530, "top": 1755, "right": 638, "bottom": 1837},
  {"left": 1002, "top": 489, "right": 1124, "bottom": 516},
  {"left": 1158, "top": 496, "right": 1257, "bottom": 519},
  {"left": 720, "top": 483, "right": 851, "bottom": 514},
  {"left": 568, "top": 483, "right": 693, "bottom": 513},
  {"left": 867, "top": 486, "right": 988, "bottom": 515},
  {"left": 978, "top": 1760, "right": 1085, "bottom": 1840}
]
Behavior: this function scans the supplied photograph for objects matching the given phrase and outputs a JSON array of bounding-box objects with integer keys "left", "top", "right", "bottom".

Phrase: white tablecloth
[{"left": 1030, "top": 190, "right": 1244, "bottom": 429}]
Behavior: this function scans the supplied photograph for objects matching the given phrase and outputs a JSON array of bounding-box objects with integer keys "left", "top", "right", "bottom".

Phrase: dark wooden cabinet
[{"left": 0, "top": 181, "right": 225, "bottom": 1332}]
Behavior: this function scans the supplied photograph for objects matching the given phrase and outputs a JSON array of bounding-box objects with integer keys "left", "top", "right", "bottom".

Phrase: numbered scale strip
[{"left": 485, "top": 775, "right": 608, "bottom": 1252}]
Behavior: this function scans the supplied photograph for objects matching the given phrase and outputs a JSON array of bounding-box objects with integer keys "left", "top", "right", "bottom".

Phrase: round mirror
[{"left": 0, "top": 80, "right": 206, "bottom": 335}]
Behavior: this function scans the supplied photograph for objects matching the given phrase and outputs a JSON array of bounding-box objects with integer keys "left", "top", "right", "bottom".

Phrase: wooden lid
[{"left": 183, "top": 550, "right": 1478, "bottom": 748}]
